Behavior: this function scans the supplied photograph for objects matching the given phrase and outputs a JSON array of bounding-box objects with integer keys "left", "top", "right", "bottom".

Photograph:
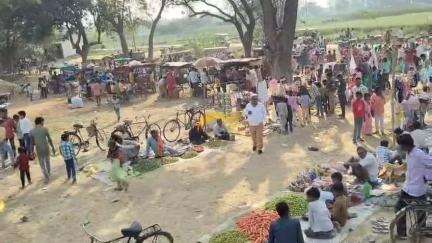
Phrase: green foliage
[
  {"left": 132, "top": 158, "right": 162, "bottom": 174},
  {"left": 264, "top": 194, "right": 308, "bottom": 217},
  {"left": 209, "top": 230, "right": 249, "bottom": 243}
]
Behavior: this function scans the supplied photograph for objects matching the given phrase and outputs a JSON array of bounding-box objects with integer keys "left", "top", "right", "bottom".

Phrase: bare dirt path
[{"left": 1, "top": 95, "right": 375, "bottom": 243}]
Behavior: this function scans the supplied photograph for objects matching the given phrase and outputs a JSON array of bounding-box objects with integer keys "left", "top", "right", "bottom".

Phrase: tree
[
  {"left": 260, "top": 0, "right": 298, "bottom": 79},
  {"left": 98, "top": 0, "right": 130, "bottom": 54},
  {"left": 90, "top": 0, "right": 109, "bottom": 44},
  {"left": 141, "top": 0, "right": 171, "bottom": 61},
  {"left": 0, "top": 0, "right": 53, "bottom": 72},
  {"left": 179, "top": 0, "right": 257, "bottom": 57},
  {"left": 43, "top": 0, "right": 98, "bottom": 64}
]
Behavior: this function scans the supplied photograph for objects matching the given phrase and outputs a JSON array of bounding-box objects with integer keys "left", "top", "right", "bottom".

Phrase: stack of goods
[
  {"left": 379, "top": 163, "right": 406, "bottom": 182},
  {"left": 236, "top": 210, "right": 279, "bottom": 243},
  {"left": 209, "top": 230, "right": 249, "bottom": 243},
  {"left": 264, "top": 194, "right": 308, "bottom": 217},
  {"left": 287, "top": 166, "right": 328, "bottom": 192}
]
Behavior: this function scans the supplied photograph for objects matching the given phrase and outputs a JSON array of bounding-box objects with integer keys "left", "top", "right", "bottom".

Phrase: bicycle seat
[
  {"left": 73, "top": 124, "right": 84, "bottom": 129},
  {"left": 121, "top": 221, "right": 142, "bottom": 238}
]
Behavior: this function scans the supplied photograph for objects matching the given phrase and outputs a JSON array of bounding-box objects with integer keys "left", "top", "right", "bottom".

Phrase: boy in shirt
[
  {"left": 304, "top": 187, "right": 334, "bottom": 239},
  {"left": 376, "top": 140, "right": 394, "bottom": 167},
  {"left": 331, "top": 182, "right": 348, "bottom": 228},
  {"left": 352, "top": 92, "right": 365, "bottom": 144}
]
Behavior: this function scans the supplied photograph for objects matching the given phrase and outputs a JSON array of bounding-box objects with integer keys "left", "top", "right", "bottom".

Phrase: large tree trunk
[
  {"left": 116, "top": 25, "right": 129, "bottom": 55},
  {"left": 97, "top": 30, "right": 102, "bottom": 44},
  {"left": 260, "top": 0, "right": 298, "bottom": 81},
  {"left": 148, "top": 0, "right": 167, "bottom": 61},
  {"left": 241, "top": 33, "right": 253, "bottom": 58}
]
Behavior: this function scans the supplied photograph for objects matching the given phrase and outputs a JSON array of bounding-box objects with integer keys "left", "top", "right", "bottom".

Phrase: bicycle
[
  {"left": 111, "top": 115, "right": 161, "bottom": 142},
  {"left": 63, "top": 120, "right": 108, "bottom": 156},
  {"left": 390, "top": 198, "right": 432, "bottom": 243},
  {"left": 82, "top": 221, "right": 173, "bottom": 243},
  {"left": 162, "top": 105, "right": 207, "bottom": 142}
]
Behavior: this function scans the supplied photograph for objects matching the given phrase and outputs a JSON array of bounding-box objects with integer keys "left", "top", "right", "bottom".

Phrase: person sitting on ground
[
  {"left": 268, "top": 201, "right": 305, "bottom": 243},
  {"left": 330, "top": 172, "right": 347, "bottom": 195},
  {"left": 345, "top": 146, "right": 379, "bottom": 186},
  {"left": 376, "top": 140, "right": 395, "bottom": 167},
  {"left": 330, "top": 182, "right": 348, "bottom": 228},
  {"left": 145, "top": 130, "right": 178, "bottom": 158},
  {"left": 189, "top": 122, "right": 209, "bottom": 145},
  {"left": 304, "top": 187, "right": 334, "bottom": 239},
  {"left": 213, "top": 119, "right": 230, "bottom": 140}
]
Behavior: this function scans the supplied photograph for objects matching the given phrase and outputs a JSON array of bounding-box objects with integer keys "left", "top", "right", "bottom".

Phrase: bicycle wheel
[
  {"left": 163, "top": 120, "right": 181, "bottom": 142},
  {"left": 141, "top": 231, "right": 173, "bottom": 243},
  {"left": 191, "top": 111, "right": 206, "bottom": 128},
  {"left": 143, "top": 123, "right": 161, "bottom": 140},
  {"left": 95, "top": 129, "right": 108, "bottom": 151},
  {"left": 68, "top": 133, "right": 82, "bottom": 156}
]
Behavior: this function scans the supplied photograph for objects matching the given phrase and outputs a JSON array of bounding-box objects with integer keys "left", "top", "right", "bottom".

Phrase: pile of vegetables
[
  {"left": 209, "top": 230, "right": 249, "bottom": 243},
  {"left": 207, "top": 139, "right": 228, "bottom": 148},
  {"left": 160, "top": 156, "right": 179, "bottom": 165},
  {"left": 235, "top": 210, "right": 279, "bottom": 243},
  {"left": 132, "top": 158, "right": 161, "bottom": 174},
  {"left": 181, "top": 151, "right": 198, "bottom": 159},
  {"left": 264, "top": 194, "right": 308, "bottom": 217}
]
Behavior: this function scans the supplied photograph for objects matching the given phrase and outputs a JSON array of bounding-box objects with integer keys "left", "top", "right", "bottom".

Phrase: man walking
[
  {"left": 0, "top": 109, "right": 16, "bottom": 155},
  {"left": 31, "top": 117, "right": 55, "bottom": 183},
  {"left": 244, "top": 95, "right": 266, "bottom": 154},
  {"left": 352, "top": 92, "right": 365, "bottom": 144},
  {"left": 336, "top": 74, "right": 347, "bottom": 119},
  {"left": 18, "top": 111, "right": 33, "bottom": 155},
  {"left": 0, "top": 119, "right": 14, "bottom": 168}
]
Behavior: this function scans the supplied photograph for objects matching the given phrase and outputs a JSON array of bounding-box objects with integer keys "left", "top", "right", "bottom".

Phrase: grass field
[{"left": 303, "top": 11, "right": 432, "bottom": 31}]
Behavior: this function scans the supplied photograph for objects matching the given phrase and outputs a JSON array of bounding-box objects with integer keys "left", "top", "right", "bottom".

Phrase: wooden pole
[{"left": 391, "top": 73, "right": 396, "bottom": 147}]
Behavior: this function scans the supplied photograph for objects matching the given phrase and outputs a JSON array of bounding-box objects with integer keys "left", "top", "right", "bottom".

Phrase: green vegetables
[
  {"left": 181, "top": 151, "right": 198, "bottom": 159},
  {"left": 132, "top": 158, "right": 161, "bottom": 174},
  {"left": 264, "top": 194, "right": 308, "bottom": 217},
  {"left": 160, "top": 156, "right": 179, "bottom": 165},
  {"left": 207, "top": 139, "right": 228, "bottom": 148},
  {"left": 209, "top": 230, "right": 249, "bottom": 243}
]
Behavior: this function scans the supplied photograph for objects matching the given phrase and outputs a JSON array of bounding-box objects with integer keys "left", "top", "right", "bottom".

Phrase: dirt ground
[{"left": 0, "top": 92, "right": 418, "bottom": 243}]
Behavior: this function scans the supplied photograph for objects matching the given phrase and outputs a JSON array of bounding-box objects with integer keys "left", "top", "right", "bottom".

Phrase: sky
[{"left": 162, "top": 0, "right": 330, "bottom": 20}]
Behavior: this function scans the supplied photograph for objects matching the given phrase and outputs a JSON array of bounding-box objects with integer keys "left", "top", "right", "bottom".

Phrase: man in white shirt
[
  {"left": 395, "top": 134, "right": 432, "bottom": 237},
  {"left": 409, "top": 122, "right": 431, "bottom": 152},
  {"left": 305, "top": 187, "right": 334, "bottom": 239},
  {"left": 18, "top": 110, "right": 33, "bottom": 155},
  {"left": 244, "top": 95, "right": 266, "bottom": 154},
  {"left": 346, "top": 146, "right": 379, "bottom": 185}
]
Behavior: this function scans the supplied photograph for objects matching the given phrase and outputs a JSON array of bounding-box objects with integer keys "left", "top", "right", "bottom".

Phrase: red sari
[{"left": 166, "top": 72, "right": 176, "bottom": 98}]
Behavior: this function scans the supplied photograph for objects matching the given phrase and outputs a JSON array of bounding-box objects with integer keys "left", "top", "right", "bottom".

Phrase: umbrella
[{"left": 194, "top": 57, "right": 222, "bottom": 69}]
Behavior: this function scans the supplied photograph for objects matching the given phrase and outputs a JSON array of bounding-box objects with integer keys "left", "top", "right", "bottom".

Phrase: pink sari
[{"left": 362, "top": 101, "right": 373, "bottom": 135}]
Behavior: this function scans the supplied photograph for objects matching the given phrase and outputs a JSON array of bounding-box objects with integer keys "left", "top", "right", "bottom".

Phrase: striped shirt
[{"left": 60, "top": 141, "right": 75, "bottom": 160}]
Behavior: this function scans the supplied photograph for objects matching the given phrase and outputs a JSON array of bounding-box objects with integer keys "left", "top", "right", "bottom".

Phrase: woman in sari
[
  {"left": 362, "top": 93, "right": 373, "bottom": 136},
  {"left": 107, "top": 134, "right": 138, "bottom": 191},
  {"left": 166, "top": 70, "right": 177, "bottom": 98}
]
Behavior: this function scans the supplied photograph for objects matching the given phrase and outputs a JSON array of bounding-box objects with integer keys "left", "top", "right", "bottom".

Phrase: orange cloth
[{"left": 370, "top": 93, "right": 385, "bottom": 116}]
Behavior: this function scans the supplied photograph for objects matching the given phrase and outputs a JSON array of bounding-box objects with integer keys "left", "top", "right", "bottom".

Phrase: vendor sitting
[
  {"left": 189, "top": 122, "right": 209, "bottom": 145},
  {"left": 345, "top": 146, "right": 379, "bottom": 187},
  {"left": 330, "top": 182, "right": 348, "bottom": 228},
  {"left": 145, "top": 130, "right": 178, "bottom": 158},
  {"left": 213, "top": 119, "right": 230, "bottom": 140}
]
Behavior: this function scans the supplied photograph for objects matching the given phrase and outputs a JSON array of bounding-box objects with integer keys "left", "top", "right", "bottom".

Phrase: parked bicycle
[
  {"left": 390, "top": 196, "right": 432, "bottom": 242},
  {"left": 163, "top": 105, "right": 207, "bottom": 142},
  {"left": 63, "top": 120, "right": 107, "bottom": 156},
  {"left": 111, "top": 115, "right": 161, "bottom": 142},
  {"left": 82, "top": 221, "right": 173, "bottom": 243}
]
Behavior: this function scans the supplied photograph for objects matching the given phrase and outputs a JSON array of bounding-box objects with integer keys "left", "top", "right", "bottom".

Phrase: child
[
  {"left": 59, "top": 133, "right": 77, "bottom": 184},
  {"left": 14, "top": 147, "right": 31, "bottom": 189},
  {"left": 331, "top": 182, "right": 348, "bottom": 228},
  {"left": 376, "top": 140, "right": 394, "bottom": 167},
  {"left": 330, "top": 172, "right": 347, "bottom": 195},
  {"left": 304, "top": 187, "right": 334, "bottom": 239},
  {"left": 112, "top": 95, "right": 121, "bottom": 123}
]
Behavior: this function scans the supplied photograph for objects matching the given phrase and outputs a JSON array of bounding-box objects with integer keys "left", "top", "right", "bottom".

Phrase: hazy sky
[{"left": 162, "top": 0, "right": 330, "bottom": 20}]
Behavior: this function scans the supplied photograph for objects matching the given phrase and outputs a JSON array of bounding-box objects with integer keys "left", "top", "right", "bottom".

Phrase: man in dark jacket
[
  {"left": 268, "top": 202, "right": 304, "bottom": 243},
  {"left": 337, "top": 74, "right": 347, "bottom": 119}
]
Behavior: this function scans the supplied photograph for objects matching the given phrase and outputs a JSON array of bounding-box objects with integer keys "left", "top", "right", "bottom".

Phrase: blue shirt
[
  {"left": 59, "top": 141, "right": 75, "bottom": 160},
  {"left": 268, "top": 217, "right": 304, "bottom": 243}
]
